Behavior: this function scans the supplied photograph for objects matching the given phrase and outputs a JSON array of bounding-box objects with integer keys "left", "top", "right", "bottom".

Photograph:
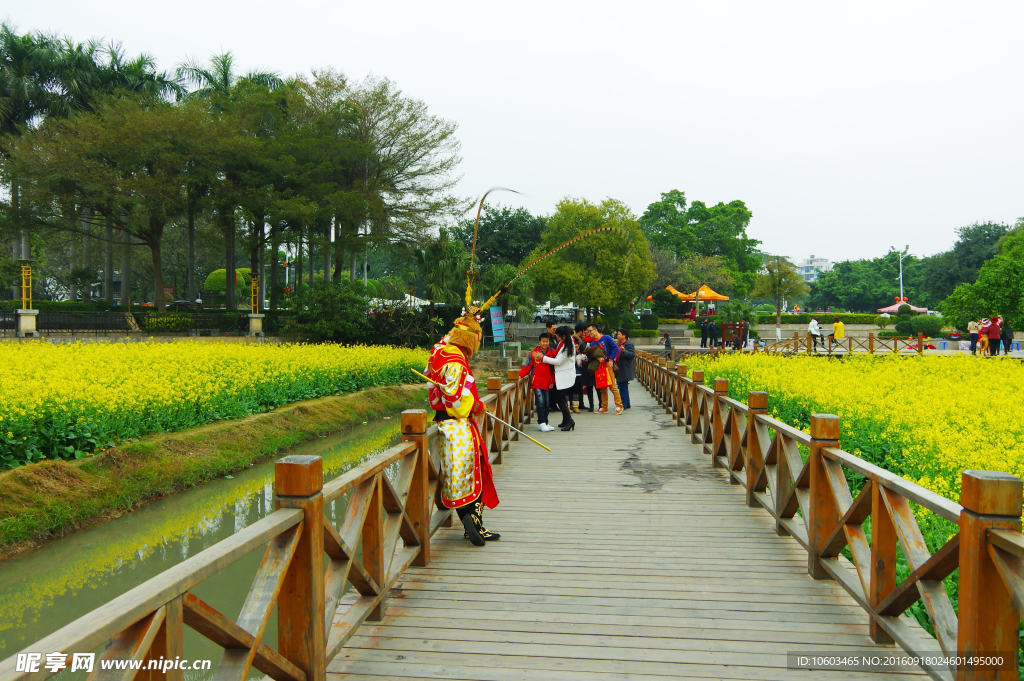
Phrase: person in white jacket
[
  {"left": 536, "top": 325, "right": 579, "bottom": 431},
  {"left": 808, "top": 318, "right": 822, "bottom": 351}
]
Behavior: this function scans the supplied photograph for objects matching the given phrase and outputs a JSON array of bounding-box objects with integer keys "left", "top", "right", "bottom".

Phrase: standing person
[
  {"left": 545, "top": 321, "right": 558, "bottom": 339},
  {"left": 968, "top": 319, "right": 980, "bottom": 355},
  {"left": 539, "top": 325, "right": 578, "bottom": 431},
  {"left": 519, "top": 332, "right": 554, "bottom": 432},
  {"left": 425, "top": 313, "right": 500, "bottom": 546},
  {"left": 808, "top": 317, "right": 822, "bottom": 351},
  {"left": 708, "top": 319, "right": 719, "bottom": 349},
  {"left": 660, "top": 331, "right": 673, "bottom": 358},
  {"left": 615, "top": 329, "right": 635, "bottom": 409},
  {"left": 978, "top": 318, "right": 990, "bottom": 356},
  {"left": 586, "top": 323, "right": 624, "bottom": 414},
  {"left": 986, "top": 315, "right": 1002, "bottom": 356},
  {"left": 574, "top": 322, "right": 595, "bottom": 412},
  {"left": 699, "top": 319, "right": 708, "bottom": 348},
  {"left": 741, "top": 318, "right": 751, "bottom": 348},
  {"left": 1002, "top": 317, "right": 1014, "bottom": 355}
]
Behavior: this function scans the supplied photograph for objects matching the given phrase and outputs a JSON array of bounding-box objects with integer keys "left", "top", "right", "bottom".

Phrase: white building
[{"left": 799, "top": 255, "right": 832, "bottom": 283}]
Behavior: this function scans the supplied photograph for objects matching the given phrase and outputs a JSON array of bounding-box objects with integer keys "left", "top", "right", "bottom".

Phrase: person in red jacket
[
  {"left": 986, "top": 315, "right": 1003, "bottom": 356},
  {"left": 519, "top": 332, "right": 555, "bottom": 432}
]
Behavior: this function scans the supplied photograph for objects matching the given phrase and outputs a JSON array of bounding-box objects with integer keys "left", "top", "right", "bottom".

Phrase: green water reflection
[{"left": 0, "top": 418, "right": 400, "bottom": 676}]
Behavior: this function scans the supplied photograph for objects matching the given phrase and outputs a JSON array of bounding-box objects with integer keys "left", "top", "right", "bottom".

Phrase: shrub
[
  {"left": 910, "top": 315, "right": 943, "bottom": 338},
  {"left": 754, "top": 313, "right": 879, "bottom": 325},
  {"left": 878, "top": 330, "right": 902, "bottom": 339},
  {"left": 629, "top": 329, "right": 658, "bottom": 338},
  {"left": 874, "top": 315, "right": 891, "bottom": 329},
  {"left": 203, "top": 268, "right": 252, "bottom": 292},
  {"left": 639, "top": 314, "right": 659, "bottom": 330},
  {"left": 897, "top": 304, "right": 913, "bottom": 316},
  {"left": 142, "top": 313, "right": 192, "bottom": 333},
  {"left": 894, "top": 321, "right": 913, "bottom": 335}
]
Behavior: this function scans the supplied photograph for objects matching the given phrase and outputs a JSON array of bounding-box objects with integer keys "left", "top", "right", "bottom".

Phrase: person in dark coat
[
  {"left": 699, "top": 319, "right": 708, "bottom": 348},
  {"left": 1001, "top": 317, "right": 1014, "bottom": 355},
  {"left": 614, "top": 329, "right": 635, "bottom": 409},
  {"left": 707, "top": 319, "right": 719, "bottom": 348}
]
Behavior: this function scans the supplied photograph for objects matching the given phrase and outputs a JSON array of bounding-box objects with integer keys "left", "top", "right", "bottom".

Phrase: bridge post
[
  {"left": 274, "top": 455, "right": 326, "bottom": 681},
  {"left": 689, "top": 371, "right": 704, "bottom": 441},
  {"left": 956, "top": 470, "right": 1022, "bottom": 680},
  {"left": 665, "top": 362, "right": 677, "bottom": 414},
  {"left": 869, "top": 332, "right": 875, "bottom": 354},
  {"left": 806, "top": 414, "right": 840, "bottom": 580},
  {"left": 675, "top": 365, "right": 687, "bottom": 426},
  {"left": 711, "top": 379, "right": 728, "bottom": 469},
  {"left": 745, "top": 392, "right": 768, "bottom": 507},
  {"left": 402, "top": 410, "right": 432, "bottom": 567},
  {"left": 507, "top": 370, "right": 522, "bottom": 442}
]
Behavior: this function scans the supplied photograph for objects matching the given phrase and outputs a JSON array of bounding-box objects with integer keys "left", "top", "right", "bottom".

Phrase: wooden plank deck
[{"left": 327, "top": 387, "right": 927, "bottom": 680}]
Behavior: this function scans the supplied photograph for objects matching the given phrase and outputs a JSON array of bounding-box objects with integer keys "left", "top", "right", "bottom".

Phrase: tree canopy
[
  {"left": 450, "top": 203, "right": 544, "bottom": 268},
  {"left": 528, "top": 197, "right": 655, "bottom": 314},
  {"left": 639, "top": 189, "right": 761, "bottom": 296}
]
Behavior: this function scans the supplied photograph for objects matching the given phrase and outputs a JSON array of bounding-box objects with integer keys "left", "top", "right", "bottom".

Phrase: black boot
[
  {"left": 457, "top": 503, "right": 485, "bottom": 546},
  {"left": 474, "top": 500, "right": 500, "bottom": 541}
]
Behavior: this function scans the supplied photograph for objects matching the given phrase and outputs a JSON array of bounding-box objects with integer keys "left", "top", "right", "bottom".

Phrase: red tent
[{"left": 877, "top": 301, "right": 928, "bottom": 314}]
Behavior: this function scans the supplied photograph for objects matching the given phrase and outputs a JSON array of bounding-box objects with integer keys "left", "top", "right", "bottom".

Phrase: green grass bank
[{"left": 0, "top": 384, "right": 427, "bottom": 557}]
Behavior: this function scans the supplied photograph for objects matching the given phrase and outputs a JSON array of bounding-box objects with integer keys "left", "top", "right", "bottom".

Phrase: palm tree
[
  {"left": 176, "top": 52, "right": 283, "bottom": 101},
  {"left": 175, "top": 52, "right": 283, "bottom": 309},
  {"left": 415, "top": 230, "right": 468, "bottom": 337},
  {"left": 0, "top": 24, "right": 62, "bottom": 281}
]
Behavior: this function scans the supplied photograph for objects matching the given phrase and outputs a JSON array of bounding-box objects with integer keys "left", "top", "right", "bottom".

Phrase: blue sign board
[{"left": 490, "top": 306, "right": 506, "bottom": 342}]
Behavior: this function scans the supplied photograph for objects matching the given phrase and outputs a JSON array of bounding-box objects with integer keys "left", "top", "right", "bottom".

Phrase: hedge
[
  {"left": 629, "top": 329, "right": 658, "bottom": 338},
  {"left": 754, "top": 313, "right": 879, "bottom": 325}
]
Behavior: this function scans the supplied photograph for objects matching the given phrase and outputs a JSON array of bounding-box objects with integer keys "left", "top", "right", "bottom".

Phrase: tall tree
[
  {"left": 346, "top": 76, "right": 464, "bottom": 250},
  {"left": 10, "top": 95, "right": 220, "bottom": 311},
  {"left": 750, "top": 256, "right": 809, "bottom": 333},
  {"left": 450, "top": 204, "right": 545, "bottom": 268},
  {"left": 640, "top": 189, "right": 761, "bottom": 296},
  {"left": 528, "top": 197, "right": 655, "bottom": 316}
]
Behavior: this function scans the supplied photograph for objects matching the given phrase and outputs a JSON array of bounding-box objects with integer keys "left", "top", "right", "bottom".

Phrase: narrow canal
[{"left": 0, "top": 417, "right": 402, "bottom": 679}]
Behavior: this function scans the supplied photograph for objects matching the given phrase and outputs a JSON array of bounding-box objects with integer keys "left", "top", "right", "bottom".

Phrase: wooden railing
[
  {"left": 758, "top": 331, "right": 930, "bottom": 356},
  {"left": 636, "top": 350, "right": 1023, "bottom": 681},
  {"left": 0, "top": 371, "right": 534, "bottom": 681}
]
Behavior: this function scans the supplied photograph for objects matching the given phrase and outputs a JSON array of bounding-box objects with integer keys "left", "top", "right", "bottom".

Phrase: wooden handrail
[
  {"left": 1, "top": 374, "right": 536, "bottom": 681},
  {"left": 633, "top": 349, "right": 1023, "bottom": 681}
]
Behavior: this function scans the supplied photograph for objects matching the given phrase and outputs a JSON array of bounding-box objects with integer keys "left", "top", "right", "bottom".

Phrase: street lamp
[{"left": 890, "top": 245, "right": 909, "bottom": 302}]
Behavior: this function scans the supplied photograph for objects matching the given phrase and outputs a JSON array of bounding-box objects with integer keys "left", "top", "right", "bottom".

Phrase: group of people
[
  {"left": 519, "top": 321, "right": 636, "bottom": 433},
  {"left": 967, "top": 316, "right": 1014, "bottom": 356},
  {"left": 683, "top": 318, "right": 752, "bottom": 350},
  {"left": 808, "top": 317, "right": 845, "bottom": 351}
]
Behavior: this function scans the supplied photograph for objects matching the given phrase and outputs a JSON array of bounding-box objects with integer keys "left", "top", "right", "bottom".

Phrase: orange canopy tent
[{"left": 665, "top": 284, "right": 730, "bottom": 301}]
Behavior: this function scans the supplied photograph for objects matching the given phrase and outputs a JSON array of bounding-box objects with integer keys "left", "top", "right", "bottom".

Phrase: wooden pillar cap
[
  {"left": 747, "top": 391, "right": 768, "bottom": 410},
  {"left": 678, "top": 364, "right": 687, "bottom": 376},
  {"left": 506, "top": 369, "right": 519, "bottom": 380},
  {"left": 961, "top": 470, "right": 1023, "bottom": 516},
  {"left": 713, "top": 378, "right": 728, "bottom": 392},
  {"left": 401, "top": 409, "right": 429, "bottom": 434},
  {"left": 487, "top": 377, "right": 502, "bottom": 391},
  {"left": 809, "top": 414, "right": 840, "bottom": 440},
  {"left": 692, "top": 370, "right": 704, "bottom": 383},
  {"left": 275, "top": 455, "right": 323, "bottom": 496}
]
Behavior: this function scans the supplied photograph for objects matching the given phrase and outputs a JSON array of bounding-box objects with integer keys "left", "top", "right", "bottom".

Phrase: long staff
[{"left": 408, "top": 369, "right": 552, "bottom": 452}]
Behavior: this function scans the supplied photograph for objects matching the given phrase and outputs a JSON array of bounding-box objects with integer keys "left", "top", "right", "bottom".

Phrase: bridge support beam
[{"left": 807, "top": 414, "right": 840, "bottom": 580}]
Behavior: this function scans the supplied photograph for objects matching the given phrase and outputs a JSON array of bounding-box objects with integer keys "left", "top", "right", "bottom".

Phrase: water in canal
[{"left": 0, "top": 417, "right": 402, "bottom": 679}]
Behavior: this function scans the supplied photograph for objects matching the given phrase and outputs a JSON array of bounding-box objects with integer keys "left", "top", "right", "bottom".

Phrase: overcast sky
[{"left": 8, "top": 1, "right": 1023, "bottom": 262}]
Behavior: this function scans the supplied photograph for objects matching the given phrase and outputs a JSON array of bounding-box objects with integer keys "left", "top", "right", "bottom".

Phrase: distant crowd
[{"left": 967, "top": 316, "right": 1014, "bottom": 356}]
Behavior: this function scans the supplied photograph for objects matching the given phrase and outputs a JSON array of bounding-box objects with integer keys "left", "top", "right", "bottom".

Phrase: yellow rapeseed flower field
[
  {"left": 683, "top": 354, "right": 1024, "bottom": 504},
  {"left": 0, "top": 341, "right": 428, "bottom": 468}
]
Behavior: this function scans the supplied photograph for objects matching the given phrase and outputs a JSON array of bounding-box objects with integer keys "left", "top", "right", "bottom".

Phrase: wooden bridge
[{"left": 3, "top": 352, "right": 1023, "bottom": 681}]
